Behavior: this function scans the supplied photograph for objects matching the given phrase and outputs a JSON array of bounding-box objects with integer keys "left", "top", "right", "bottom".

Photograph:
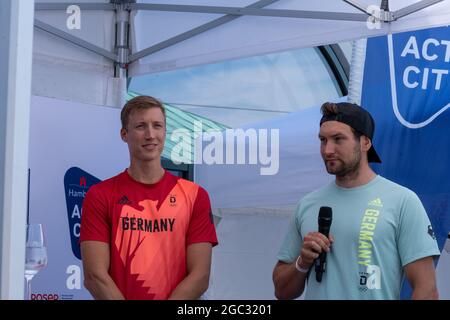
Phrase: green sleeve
[
  {"left": 277, "top": 202, "right": 303, "bottom": 263},
  {"left": 397, "top": 191, "right": 440, "bottom": 267}
]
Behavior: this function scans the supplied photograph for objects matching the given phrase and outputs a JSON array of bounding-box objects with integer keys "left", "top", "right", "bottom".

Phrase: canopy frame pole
[
  {"left": 129, "top": 0, "right": 280, "bottom": 62},
  {"left": 34, "top": 19, "right": 117, "bottom": 61},
  {"left": 394, "top": 0, "right": 444, "bottom": 19},
  {"left": 114, "top": 4, "right": 130, "bottom": 78},
  {"left": 129, "top": 3, "right": 368, "bottom": 21},
  {"left": 0, "top": 0, "right": 34, "bottom": 299},
  {"left": 35, "top": 3, "right": 115, "bottom": 10}
]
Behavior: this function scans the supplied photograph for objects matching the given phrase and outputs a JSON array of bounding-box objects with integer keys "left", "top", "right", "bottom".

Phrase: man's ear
[
  {"left": 361, "top": 136, "right": 372, "bottom": 152},
  {"left": 120, "top": 128, "right": 127, "bottom": 142}
]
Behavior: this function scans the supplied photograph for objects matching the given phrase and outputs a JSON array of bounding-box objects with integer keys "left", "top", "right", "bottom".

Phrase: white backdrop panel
[{"left": 207, "top": 214, "right": 293, "bottom": 299}]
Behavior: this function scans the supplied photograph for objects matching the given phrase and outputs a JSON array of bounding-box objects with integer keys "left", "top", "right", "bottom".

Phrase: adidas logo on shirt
[
  {"left": 368, "top": 198, "right": 383, "bottom": 207},
  {"left": 118, "top": 195, "right": 132, "bottom": 205}
]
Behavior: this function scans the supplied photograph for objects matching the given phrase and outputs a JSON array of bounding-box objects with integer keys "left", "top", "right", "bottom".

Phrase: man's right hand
[
  {"left": 273, "top": 232, "right": 334, "bottom": 299},
  {"left": 81, "top": 241, "right": 125, "bottom": 300},
  {"left": 298, "top": 232, "right": 334, "bottom": 269}
]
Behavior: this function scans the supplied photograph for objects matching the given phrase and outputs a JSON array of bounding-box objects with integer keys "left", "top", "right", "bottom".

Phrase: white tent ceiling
[
  {"left": 32, "top": 0, "right": 450, "bottom": 106},
  {"left": 131, "top": 0, "right": 450, "bottom": 76}
]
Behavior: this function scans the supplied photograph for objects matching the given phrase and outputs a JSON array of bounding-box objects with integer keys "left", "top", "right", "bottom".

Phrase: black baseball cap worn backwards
[{"left": 320, "top": 102, "right": 382, "bottom": 163}]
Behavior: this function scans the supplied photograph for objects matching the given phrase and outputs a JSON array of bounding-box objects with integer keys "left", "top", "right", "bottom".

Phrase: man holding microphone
[{"left": 273, "top": 102, "right": 440, "bottom": 300}]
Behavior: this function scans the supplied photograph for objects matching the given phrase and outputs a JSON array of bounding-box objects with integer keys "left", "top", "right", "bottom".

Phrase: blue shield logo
[
  {"left": 64, "top": 167, "right": 101, "bottom": 259},
  {"left": 388, "top": 26, "right": 450, "bottom": 128}
]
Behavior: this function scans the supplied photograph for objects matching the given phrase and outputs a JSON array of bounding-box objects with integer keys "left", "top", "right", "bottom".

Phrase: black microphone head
[{"left": 318, "top": 206, "right": 332, "bottom": 227}]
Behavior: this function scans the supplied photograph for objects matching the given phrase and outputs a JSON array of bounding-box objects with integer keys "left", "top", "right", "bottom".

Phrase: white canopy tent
[
  {"left": 2, "top": 0, "right": 450, "bottom": 298},
  {"left": 31, "top": 0, "right": 450, "bottom": 106}
]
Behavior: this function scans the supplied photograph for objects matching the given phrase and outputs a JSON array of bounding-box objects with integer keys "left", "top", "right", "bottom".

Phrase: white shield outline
[{"left": 387, "top": 34, "right": 450, "bottom": 129}]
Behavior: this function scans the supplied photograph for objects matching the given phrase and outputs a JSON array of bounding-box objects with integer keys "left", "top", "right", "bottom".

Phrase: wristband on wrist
[{"left": 295, "top": 256, "right": 309, "bottom": 274}]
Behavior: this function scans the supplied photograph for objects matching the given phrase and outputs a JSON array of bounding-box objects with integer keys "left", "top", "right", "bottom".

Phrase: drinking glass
[{"left": 24, "top": 224, "right": 48, "bottom": 300}]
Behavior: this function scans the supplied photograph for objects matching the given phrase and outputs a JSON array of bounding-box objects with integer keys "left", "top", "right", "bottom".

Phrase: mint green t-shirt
[{"left": 277, "top": 175, "right": 440, "bottom": 300}]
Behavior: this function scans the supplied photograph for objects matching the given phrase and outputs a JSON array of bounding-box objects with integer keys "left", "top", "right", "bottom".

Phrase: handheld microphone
[{"left": 315, "top": 206, "right": 332, "bottom": 282}]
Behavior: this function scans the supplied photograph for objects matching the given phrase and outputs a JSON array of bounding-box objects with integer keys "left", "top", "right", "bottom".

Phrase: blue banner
[
  {"left": 64, "top": 167, "right": 101, "bottom": 260},
  {"left": 362, "top": 26, "right": 450, "bottom": 298}
]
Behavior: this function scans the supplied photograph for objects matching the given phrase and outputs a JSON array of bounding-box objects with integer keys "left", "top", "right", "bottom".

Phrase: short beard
[{"left": 325, "top": 145, "right": 361, "bottom": 178}]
